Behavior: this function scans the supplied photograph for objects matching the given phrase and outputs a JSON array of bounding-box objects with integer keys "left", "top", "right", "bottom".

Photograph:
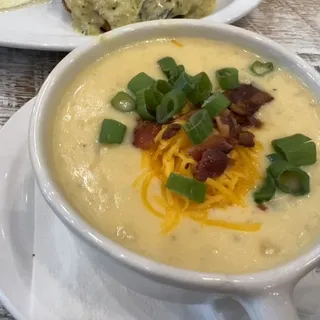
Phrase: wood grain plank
[
  {"left": 0, "top": 47, "right": 65, "bottom": 126},
  {"left": 235, "top": 0, "right": 320, "bottom": 54}
]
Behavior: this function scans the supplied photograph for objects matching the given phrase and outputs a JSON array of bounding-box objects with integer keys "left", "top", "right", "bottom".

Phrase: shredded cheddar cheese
[{"left": 133, "top": 121, "right": 263, "bottom": 234}]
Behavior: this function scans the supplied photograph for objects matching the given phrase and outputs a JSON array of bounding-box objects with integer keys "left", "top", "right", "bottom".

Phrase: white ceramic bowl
[{"left": 29, "top": 20, "right": 320, "bottom": 320}]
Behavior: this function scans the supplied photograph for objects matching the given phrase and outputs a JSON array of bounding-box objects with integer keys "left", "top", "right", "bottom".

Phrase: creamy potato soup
[{"left": 51, "top": 38, "right": 320, "bottom": 274}]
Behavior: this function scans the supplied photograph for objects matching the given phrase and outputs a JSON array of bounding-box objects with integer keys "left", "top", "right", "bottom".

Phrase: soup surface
[{"left": 51, "top": 38, "right": 320, "bottom": 274}]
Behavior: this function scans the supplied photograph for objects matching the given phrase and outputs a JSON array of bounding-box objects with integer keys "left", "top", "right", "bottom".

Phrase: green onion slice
[
  {"left": 156, "top": 89, "right": 187, "bottom": 124},
  {"left": 201, "top": 92, "right": 230, "bottom": 117},
  {"left": 267, "top": 160, "right": 291, "bottom": 179},
  {"left": 169, "top": 65, "right": 186, "bottom": 85},
  {"left": 253, "top": 174, "right": 276, "bottom": 203},
  {"left": 127, "top": 72, "right": 155, "bottom": 94},
  {"left": 183, "top": 109, "right": 213, "bottom": 145},
  {"left": 145, "top": 88, "right": 163, "bottom": 110},
  {"left": 157, "top": 57, "right": 185, "bottom": 84},
  {"left": 272, "top": 134, "right": 317, "bottom": 166},
  {"left": 153, "top": 80, "right": 172, "bottom": 95},
  {"left": 111, "top": 91, "right": 136, "bottom": 112},
  {"left": 99, "top": 119, "right": 127, "bottom": 144},
  {"left": 166, "top": 172, "right": 207, "bottom": 203},
  {"left": 216, "top": 68, "right": 240, "bottom": 90},
  {"left": 157, "top": 57, "right": 178, "bottom": 78},
  {"left": 267, "top": 153, "right": 283, "bottom": 163},
  {"left": 188, "top": 72, "right": 213, "bottom": 105},
  {"left": 250, "top": 61, "right": 274, "bottom": 76},
  {"left": 136, "top": 88, "right": 160, "bottom": 121},
  {"left": 173, "top": 72, "right": 195, "bottom": 96},
  {"left": 267, "top": 161, "right": 310, "bottom": 196}
]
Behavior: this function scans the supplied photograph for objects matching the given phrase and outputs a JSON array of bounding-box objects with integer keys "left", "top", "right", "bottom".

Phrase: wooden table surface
[{"left": 0, "top": 0, "right": 319, "bottom": 318}]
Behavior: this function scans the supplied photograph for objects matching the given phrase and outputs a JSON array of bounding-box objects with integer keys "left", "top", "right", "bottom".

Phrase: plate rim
[
  {"left": 0, "top": 0, "right": 262, "bottom": 51},
  {"left": 0, "top": 98, "right": 35, "bottom": 320}
]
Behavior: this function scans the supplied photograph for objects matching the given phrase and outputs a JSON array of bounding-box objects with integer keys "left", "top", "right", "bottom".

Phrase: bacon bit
[
  {"left": 257, "top": 203, "right": 268, "bottom": 211},
  {"left": 194, "top": 148, "right": 229, "bottom": 181},
  {"left": 188, "top": 134, "right": 234, "bottom": 161},
  {"left": 238, "top": 131, "right": 255, "bottom": 147},
  {"left": 162, "top": 123, "right": 182, "bottom": 140},
  {"left": 215, "top": 116, "right": 230, "bottom": 137},
  {"left": 215, "top": 110, "right": 240, "bottom": 139},
  {"left": 230, "top": 103, "right": 247, "bottom": 115},
  {"left": 230, "top": 112, "right": 248, "bottom": 126},
  {"left": 171, "top": 39, "right": 183, "bottom": 47},
  {"left": 231, "top": 112, "right": 263, "bottom": 128},
  {"left": 248, "top": 116, "right": 263, "bottom": 128},
  {"left": 133, "top": 120, "right": 162, "bottom": 150},
  {"left": 224, "top": 84, "right": 273, "bottom": 116}
]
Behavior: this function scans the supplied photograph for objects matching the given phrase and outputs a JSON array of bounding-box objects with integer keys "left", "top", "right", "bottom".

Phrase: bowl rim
[{"left": 29, "top": 19, "right": 320, "bottom": 292}]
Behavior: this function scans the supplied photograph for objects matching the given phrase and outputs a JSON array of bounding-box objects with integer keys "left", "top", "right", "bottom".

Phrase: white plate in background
[{"left": 0, "top": 0, "right": 262, "bottom": 51}]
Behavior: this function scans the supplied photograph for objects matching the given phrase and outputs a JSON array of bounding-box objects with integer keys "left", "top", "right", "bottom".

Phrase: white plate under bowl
[
  {"left": 0, "top": 0, "right": 262, "bottom": 51},
  {"left": 1, "top": 98, "right": 320, "bottom": 320}
]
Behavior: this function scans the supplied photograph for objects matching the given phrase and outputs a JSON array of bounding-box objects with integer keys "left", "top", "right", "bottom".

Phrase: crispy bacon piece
[
  {"left": 225, "top": 84, "right": 273, "bottom": 116},
  {"left": 133, "top": 120, "right": 161, "bottom": 150},
  {"left": 215, "top": 109, "right": 240, "bottom": 139},
  {"left": 188, "top": 134, "right": 234, "bottom": 161},
  {"left": 162, "top": 123, "right": 181, "bottom": 140},
  {"left": 239, "top": 131, "right": 255, "bottom": 147},
  {"left": 231, "top": 112, "right": 263, "bottom": 128},
  {"left": 194, "top": 148, "right": 229, "bottom": 181},
  {"left": 248, "top": 116, "right": 263, "bottom": 128}
]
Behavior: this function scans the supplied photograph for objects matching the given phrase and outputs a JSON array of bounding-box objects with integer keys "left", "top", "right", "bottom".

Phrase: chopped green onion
[
  {"left": 188, "top": 72, "right": 213, "bottom": 105},
  {"left": 250, "top": 61, "right": 274, "bottom": 76},
  {"left": 272, "top": 134, "right": 317, "bottom": 166},
  {"left": 267, "top": 161, "right": 310, "bottom": 196},
  {"left": 145, "top": 88, "right": 163, "bottom": 110},
  {"left": 157, "top": 57, "right": 178, "bottom": 78},
  {"left": 216, "top": 68, "right": 240, "bottom": 90},
  {"left": 156, "top": 89, "right": 187, "bottom": 124},
  {"left": 183, "top": 109, "right": 213, "bottom": 145},
  {"left": 166, "top": 172, "right": 207, "bottom": 203},
  {"left": 136, "top": 88, "right": 158, "bottom": 121},
  {"left": 99, "top": 119, "right": 127, "bottom": 144},
  {"left": 153, "top": 80, "right": 172, "bottom": 95},
  {"left": 111, "top": 91, "right": 136, "bottom": 112},
  {"left": 277, "top": 168, "right": 310, "bottom": 196},
  {"left": 173, "top": 72, "right": 195, "bottom": 96},
  {"left": 267, "top": 160, "right": 292, "bottom": 179},
  {"left": 253, "top": 174, "right": 276, "bottom": 203},
  {"left": 127, "top": 72, "right": 155, "bottom": 94},
  {"left": 201, "top": 92, "right": 230, "bottom": 117},
  {"left": 169, "top": 65, "right": 186, "bottom": 85},
  {"left": 267, "top": 153, "right": 283, "bottom": 163},
  {"left": 157, "top": 57, "right": 185, "bottom": 85}
]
